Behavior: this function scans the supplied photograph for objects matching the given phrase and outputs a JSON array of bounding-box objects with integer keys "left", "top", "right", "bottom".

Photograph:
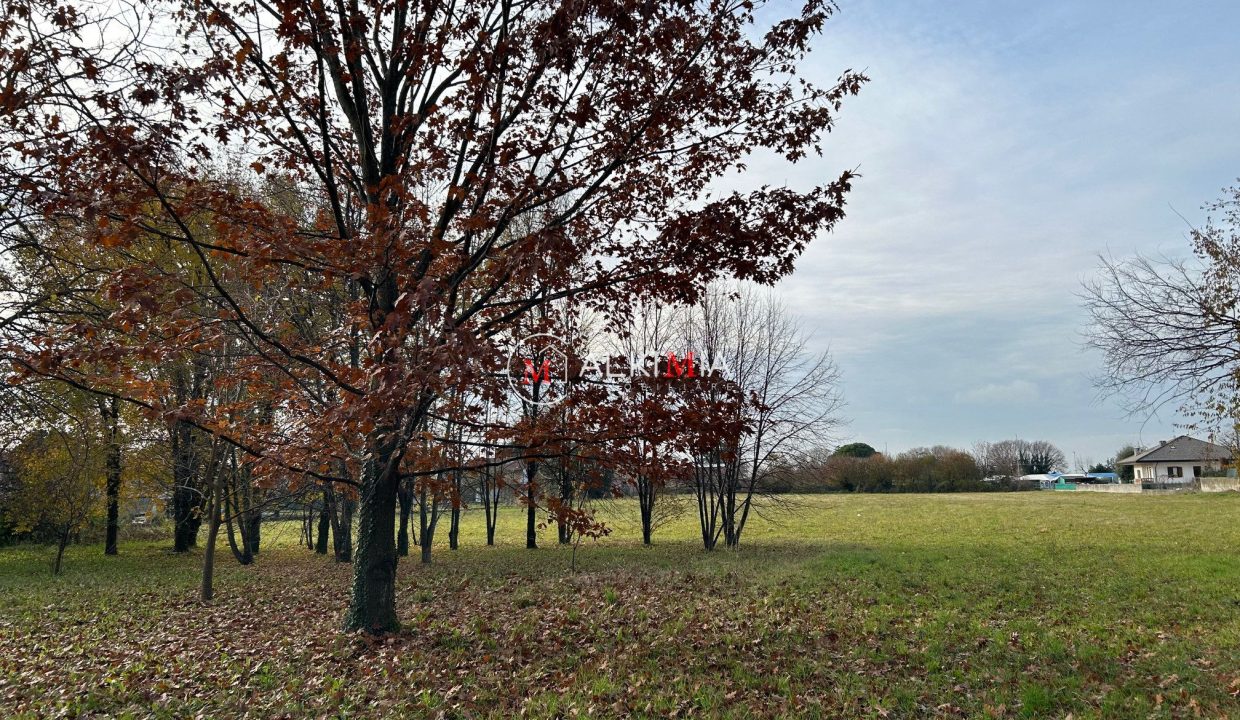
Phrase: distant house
[{"left": 1116, "top": 435, "right": 1232, "bottom": 484}]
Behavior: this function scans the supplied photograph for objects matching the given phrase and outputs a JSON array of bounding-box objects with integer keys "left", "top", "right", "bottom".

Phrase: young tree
[
  {"left": 477, "top": 455, "right": 507, "bottom": 547},
  {"left": 609, "top": 301, "right": 685, "bottom": 545},
  {"left": 96, "top": 396, "right": 123, "bottom": 555},
  {"left": 1, "top": 393, "right": 106, "bottom": 575}
]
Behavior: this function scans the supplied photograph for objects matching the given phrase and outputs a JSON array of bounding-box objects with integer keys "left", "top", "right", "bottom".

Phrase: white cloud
[{"left": 954, "top": 379, "right": 1039, "bottom": 406}]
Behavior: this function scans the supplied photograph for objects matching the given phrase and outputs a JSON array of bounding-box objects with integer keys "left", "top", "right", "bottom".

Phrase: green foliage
[
  {"left": 1114, "top": 445, "right": 1138, "bottom": 481},
  {"left": 2, "top": 430, "right": 103, "bottom": 540},
  {"left": 832, "top": 442, "right": 877, "bottom": 458}
]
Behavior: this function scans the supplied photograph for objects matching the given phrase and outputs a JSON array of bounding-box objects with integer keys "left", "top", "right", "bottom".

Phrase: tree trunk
[
  {"left": 173, "top": 485, "right": 198, "bottom": 552},
  {"left": 303, "top": 505, "right": 314, "bottom": 550},
  {"left": 397, "top": 480, "right": 412, "bottom": 556},
  {"left": 343, "top": 451, "right": 401, "bottom": 633},
  {"left": 201, "top": 474, "right": 222, "bottom": 602},
  {"left": 637, "top": 473, "right": 654, "bottom": 546},
  {"left": 482, "top": 466, "right": 498, "bottom": 546},
  {"left": 334, "top": 494, "right": 354, "bottom": 562},
  {"left": 172, "top": 486, "right": 195, "bottom": 552},
  {"left": 315, "top": 486, "right": 331, "bottom": 554},
  {"left": 418, "top": 481, "right": 440, "bottom": 565},
  {"left": 447, "top": 469, "right": 460, "bottom": 551},
  {"left": 525, "top": 461, "right": 538, "bottom": 550},
  {"left": 326, "top": 483, "right": 342, "bottom": 559},
  {"left": 224, "top": 504, "right": 252, "bottom": 565},
  {"left": 448, "top": 502, "right": 460, "bottom": 550},
  {"left": 246, "top": 509, "right": 261, "bottom": 555},
  {"left": 315, "top": 506, "right": 330, "bottom": 554},
  {"left": 170, "top": 418, "right": 202, "bottom": 552},
  {"left": 53, "top": 523, "right": 70, "bottom": 576},
  {"left": 101, "top": 397, "right": 122, "bottom": 556},
  {"left": 556, "top": 467, "right": 573, "bottom": 545},
  {"left": 419, "top": 490, "right": 434, "bottom": 565},
  {"left": 224, "top": 462, "right": 254, "bottom": 565}
]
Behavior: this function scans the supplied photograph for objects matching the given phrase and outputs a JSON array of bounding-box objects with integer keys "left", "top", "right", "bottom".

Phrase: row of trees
[
  {"left": 0, "top": 284, "right": 847, "bottom": 560},
  {"left": 809, "top": 445, "right": 993, "bottom": 493},
  {"left": 773, "top": 438, "right": 1067, "bottom": 493}
]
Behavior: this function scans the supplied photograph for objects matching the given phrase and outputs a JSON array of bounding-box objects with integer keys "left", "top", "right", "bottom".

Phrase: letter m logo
[
  {"left": 523, "top": 358, "right": 553, "bottom": 385},
  {"left": 663, "top": 351, "right": 695, "bottom": 378}
]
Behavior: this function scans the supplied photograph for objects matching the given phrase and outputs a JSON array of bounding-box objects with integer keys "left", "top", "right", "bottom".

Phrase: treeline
[
  {"left": 0, "top": 285, "right": 847, "bottom": 579},
  {"left": 761, "top": 439, "right": 1069, "bottom": 494}
]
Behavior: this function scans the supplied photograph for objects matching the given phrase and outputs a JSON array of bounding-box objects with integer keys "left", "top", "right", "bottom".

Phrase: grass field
[{"left": 1, "top": 492, "right": 1238, "bottom": 718}]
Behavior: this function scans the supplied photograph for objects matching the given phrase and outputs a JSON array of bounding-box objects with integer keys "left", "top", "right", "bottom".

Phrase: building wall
[
  {"left": 1131, "top": 460, "right": 1223, "bottom": 481},
  {"left": 1199, "top": 477, "right": 1240, "bottom": 493}
]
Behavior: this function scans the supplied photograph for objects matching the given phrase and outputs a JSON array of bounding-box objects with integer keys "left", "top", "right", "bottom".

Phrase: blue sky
[{"left": 762, "top": 0, "right": 1240, "bottom": 465}]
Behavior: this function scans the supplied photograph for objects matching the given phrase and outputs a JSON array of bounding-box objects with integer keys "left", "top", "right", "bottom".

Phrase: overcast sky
[{"left": 759, "top": 0, "right": 1240, "bottom": 465}]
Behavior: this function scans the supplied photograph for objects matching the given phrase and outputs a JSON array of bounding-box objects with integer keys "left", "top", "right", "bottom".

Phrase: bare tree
[
  {"left": 1021, "top": 440, "right": 1065, "bottom": 475},
  {"left": 1083, "top": 183, "right": 1240, "bottom": 437},
  {"left": 1083, "top": 255, "right": 1232, "bottom": 415},
  {"left": 684, "top": 284, "right": 845, "bottom": 550},
  {"left": 971, "top": 439, "right": 1064, "bottom": 477}
]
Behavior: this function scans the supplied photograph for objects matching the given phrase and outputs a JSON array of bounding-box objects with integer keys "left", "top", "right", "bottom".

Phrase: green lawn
[{"left": 1, "top": 493, "right": 1237, "bottom": 718}]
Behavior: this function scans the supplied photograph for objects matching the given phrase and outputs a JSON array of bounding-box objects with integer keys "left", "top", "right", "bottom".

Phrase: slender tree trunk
[
  {"left": 695, "top": 455, "right": 720, "bottom": 551},
  {"left": 235, "top": 461, "right": 261, "bottom": 557},
  {"left": 201, "top": 472, "right": 222, "bottom": 602},
  {"left": 303, "top": 505, "right": 314, "bottom": 550},
  {"left": 223, "top": 458, "right": 253, "bottom": 565},
  {"left": 316, "top": 484, "right": 333, "bottom": 554},
  {"left": 448, "top": 470, "right": 461, "bottom": 551},
  {"left": 246, "top": 509, "right": 261, "bottom": 555},
  {"left": 482, "top": 466, "right": 498, "bottom": 546},
  {"left": 638, "top": 475, "right": 654, "bottom": 546},
  {"left": 525, "top": 461, "right": 538, "bottom": 549},
  {"left": 396, "top": 480, "right": 412, "bottom": 556},
  {"left": 420, "top": 497, "right": 433, "bottom": 564},
  {"left": 334, "top": 494, "right": 354, "bottom": 562},
  {"left": 224, "top": 503, "right": 251, "bottom": 565},
  {"left": 557, "top": 468, "right": 573, "bottom": 545},
  {"left": 419, "top": 481, "right": 440, "bottom": 565},
  {"left": 101, "top": 397, "right": 122, "bottom": 556},
  {"left": 53, "top": 523, "right": 70, "bottom": 576},
  {"left": 448, "top": 503, "right": 460, "bottom": 550}
]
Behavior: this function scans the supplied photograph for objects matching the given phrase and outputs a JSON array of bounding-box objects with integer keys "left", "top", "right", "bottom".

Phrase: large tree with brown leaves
[{"left": 1, "top": 0, "right": 864, "bottom": 631}]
